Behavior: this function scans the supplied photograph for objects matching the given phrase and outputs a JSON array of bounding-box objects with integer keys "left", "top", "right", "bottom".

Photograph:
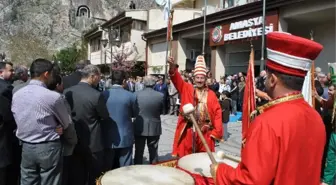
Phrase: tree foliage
[
  {"left": 8, "top": 31, "right": 52, "bottom": 64},
  {"left": 54, "top": 40, "right": 87, "bottom": 73},
  {"left": 131, "top": 61, "right": 145, "bottom": 77}
]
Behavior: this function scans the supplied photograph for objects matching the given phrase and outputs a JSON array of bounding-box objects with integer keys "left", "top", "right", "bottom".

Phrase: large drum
[
  {"left": 96, "top": 165, "right": 195, "bottom": 185},
  {"left": 177, "top": 152, "right": 240, "bottom": 185}
]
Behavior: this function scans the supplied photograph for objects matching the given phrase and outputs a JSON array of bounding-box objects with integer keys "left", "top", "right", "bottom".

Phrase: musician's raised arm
[{"left": 168, "top": 57, "right": 188, "bottom": 93}]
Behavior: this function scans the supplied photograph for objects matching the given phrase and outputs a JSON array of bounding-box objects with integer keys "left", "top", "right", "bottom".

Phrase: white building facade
[
  {"left": 84, "top": 8, "right": 201, "bottom": 75},
  {"left": 144, "top": 0, "right": 335, "bottom": 79}
]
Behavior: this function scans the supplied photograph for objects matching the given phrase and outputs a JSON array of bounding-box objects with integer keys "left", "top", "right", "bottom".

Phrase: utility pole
[
  {"left": 202, "top": 0, "right": 207, "bottom": 55},
  {"left": 260, "top": 0, "right": 266, "bottom": 71}
]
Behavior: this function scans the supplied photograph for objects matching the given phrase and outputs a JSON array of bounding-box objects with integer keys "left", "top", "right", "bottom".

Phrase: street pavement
[{"left": 139, "top": 115, "right": 242, "bottom": 163}]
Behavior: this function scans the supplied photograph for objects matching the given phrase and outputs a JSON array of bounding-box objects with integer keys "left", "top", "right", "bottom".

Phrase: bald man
[{"left": 256, "top": 70, "right": 270, "bottom": 105}]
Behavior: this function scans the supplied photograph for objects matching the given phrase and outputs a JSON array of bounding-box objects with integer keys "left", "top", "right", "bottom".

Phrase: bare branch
[{"left": 110, "top": 42, "right": 139, "bottom": 72}]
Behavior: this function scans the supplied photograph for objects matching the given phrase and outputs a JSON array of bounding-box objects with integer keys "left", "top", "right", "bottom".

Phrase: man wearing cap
[
  {"left": 210, "top": 32, "right": 326, "bottom": 185},
  {"left": 167, "top": 56, "right": 222, "bottom": 158}
]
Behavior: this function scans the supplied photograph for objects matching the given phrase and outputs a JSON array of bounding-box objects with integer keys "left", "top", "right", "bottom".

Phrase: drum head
[
  {"left": 100, "top": 165, "right": 195, "bottom": 185},
  {"left": 178, "top": 152, "right": 240, "bottom": 177}
]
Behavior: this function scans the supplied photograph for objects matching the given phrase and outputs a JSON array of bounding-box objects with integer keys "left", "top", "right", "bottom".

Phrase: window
[
  {"left": 121, "top": 30, "right": 130, "bottom": 42},
  {"left": 120, "top": 26, "right": 131, "bottom": 42},
  {"left": 227, "top": 0, "right": 234, "bottom": 8},
  {"left": 132, "top": 21, "right": 146, "bottom": 30},
  {"left": 225, "top": 50, "right": 261, "bottom": 75},
  {"left": 76, "top": 5, "right": 90, "bottom": 18},
  {"left": 90, "top": 37, "right": 101, "bottom": 52}
]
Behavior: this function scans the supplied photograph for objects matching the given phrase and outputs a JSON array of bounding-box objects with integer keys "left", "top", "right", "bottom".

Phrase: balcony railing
[
  {"left": 223, "top": 0, "right": 261, "bottom": 9},
  {"left": 201, "top": 0, "right": 261, "bottom": 15}
]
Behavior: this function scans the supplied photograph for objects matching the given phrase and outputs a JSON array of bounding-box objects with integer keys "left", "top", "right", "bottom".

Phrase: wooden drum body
[
  {"left": 177, "top": 152, "right": 240, "bottom": 185},
  {"left": 97, "top": 165, "right": 195, "bottom": 185}
]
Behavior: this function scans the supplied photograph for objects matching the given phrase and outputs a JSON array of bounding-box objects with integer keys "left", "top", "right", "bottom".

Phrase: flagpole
[
  {"left": 164, "top": 0, "right": 171, "bottom": 80},
  {"left": 310, "top": 30, "right": 315, "bottom": 108},
  {"left": 202, "top": 0, "right": 207, "bottom": 55},
  {"left": 169, "top": 10, "right": 174, "bottom": 55},
  {"left": 260, "top": 0, "right": 266, "bottom": 71}
]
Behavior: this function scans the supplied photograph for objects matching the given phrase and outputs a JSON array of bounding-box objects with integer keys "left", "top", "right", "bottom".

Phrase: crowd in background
[
  {"left": 0, "top": 59, "right": 335, "bottom": 185},
  {"left": 0, "top": 59, "right": 180, "bottom": 185}
]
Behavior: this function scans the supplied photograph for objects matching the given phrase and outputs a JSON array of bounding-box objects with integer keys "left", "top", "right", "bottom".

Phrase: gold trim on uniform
[
  {"left": 177, "top": 121, "right": 188, "bottom": 144},
  {"left": 241, "top": 138, "right": 247, "bottom": 148},
  {"left": 256, "top": 93, "right": 303, "bottom": 114},
  {"left": 243, "top": 93, "right": 303, "bottom": 149},
  {"left": 177, "top": 88, "right": 212, "bottom": 145}
]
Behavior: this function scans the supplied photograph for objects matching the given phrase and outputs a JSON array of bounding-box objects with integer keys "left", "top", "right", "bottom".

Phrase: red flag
[{"left": 241, "top": 46, "right": 256, "bottom": 147}]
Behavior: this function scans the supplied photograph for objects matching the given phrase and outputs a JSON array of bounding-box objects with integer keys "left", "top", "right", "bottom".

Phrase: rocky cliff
[{"left": 0, "top": 0, "right": 157, "bottom": 63}]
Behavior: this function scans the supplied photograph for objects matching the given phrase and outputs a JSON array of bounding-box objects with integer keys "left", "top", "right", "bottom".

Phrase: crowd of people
[
  {"left": 0, "top": 59, "right": 169, "bottom": 185},
  {"left": 0, "top": 58, "right": 227, "bottom": 185},
  {"left": 0, "top": 33, "right": 335, "bottom": 185},
  {"left": 0, "top": 59, "right": 335, "bottom": 185}
]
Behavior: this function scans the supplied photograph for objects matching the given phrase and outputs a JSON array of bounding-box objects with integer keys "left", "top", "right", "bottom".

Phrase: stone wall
[{"left": 0, "top": 0, "right": 157, "bottom": 63}]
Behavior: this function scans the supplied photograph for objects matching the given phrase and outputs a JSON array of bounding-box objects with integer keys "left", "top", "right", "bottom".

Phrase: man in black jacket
[
  {"left": 63, "top": 60, "right": 90, "bottom": 89},
  {"left": 314, "top": 79, "right": 324, "bottom": 114},
  {"left": 0, "top": 62, "right": 15, "bottom": 185},
  {"left": 64, "top": 64, "right": 110, "bottom": 185}
]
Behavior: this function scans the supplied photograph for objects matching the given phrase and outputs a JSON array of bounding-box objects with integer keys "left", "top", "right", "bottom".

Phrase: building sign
[
  {"left": 210, "top": 11, "right": 279, "bottom": 46},
  {"left": 224, "top": 16, "right": 274, "bottom": 41},
  {"left": 212, "top": 26, "right": 223, "bottom": 43}
]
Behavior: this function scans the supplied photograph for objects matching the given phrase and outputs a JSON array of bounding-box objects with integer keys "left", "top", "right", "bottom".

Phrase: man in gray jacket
[{"left": 134, "top": 76, "right": 164, "bottom": 164}]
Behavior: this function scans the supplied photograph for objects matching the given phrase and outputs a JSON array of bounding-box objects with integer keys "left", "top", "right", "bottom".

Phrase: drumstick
[{"left": 183, "top": 104, "right": 218, "bottom": 165}]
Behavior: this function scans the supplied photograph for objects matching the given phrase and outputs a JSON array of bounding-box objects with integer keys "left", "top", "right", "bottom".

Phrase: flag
[
  {"left": 241, "top": 46, "right": 256, "bottom": 146},
  {"left": 302, "top": 66, "right": 313, "bottom": 106},
  {"left": 302, "top": 32, "right": 316, "bottom": 107},
  {"left": 163, "top": 0, "right": 172, "bottom": 21}
]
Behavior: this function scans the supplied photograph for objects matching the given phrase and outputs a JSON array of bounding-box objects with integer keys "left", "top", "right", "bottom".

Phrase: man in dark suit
[
  {"left": 0, "top": 62, "right": 16, "bottom": 185},
  {"left": 154, "top": 77, "right": 168, "bottom": 114},
  {"left": 314, "top": 79, "right": 324, "bottom": 114},
  {"left": 126, "top": 77, "right": 135, "bottom": 92},
  {"left": 102, "top": 70, "right": 138, "bottom": 169},
  {"left": 64, "top": 65, "right": 110, "bottom": 185},
  {"left": 63, "top": 60, "right": 90, "bottom": 89},
  {"left": 0, "top": 62, "right": 13, "bottom": 98},
  {"left": 134, "top": 76, "right": 164, "bottom": 164}
]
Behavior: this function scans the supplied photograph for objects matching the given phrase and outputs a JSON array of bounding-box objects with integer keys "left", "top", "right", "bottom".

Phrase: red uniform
[
  {"left": 214, "top": 32, "right": 325, "bottom": 185},
  {"left": 169, "top": 68, "right": 223, "bottom": 157},
  {"left": 214, "top": 93, "right": 326, "bottom": 185}
]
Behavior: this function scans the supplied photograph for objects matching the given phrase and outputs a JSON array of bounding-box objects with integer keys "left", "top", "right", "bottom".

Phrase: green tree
[
  {"left": 54, "top": 40, "right": 87, "bottom": 73},
  {"left": 131, "top": 61, "right": 145, "bottom": 77}
]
